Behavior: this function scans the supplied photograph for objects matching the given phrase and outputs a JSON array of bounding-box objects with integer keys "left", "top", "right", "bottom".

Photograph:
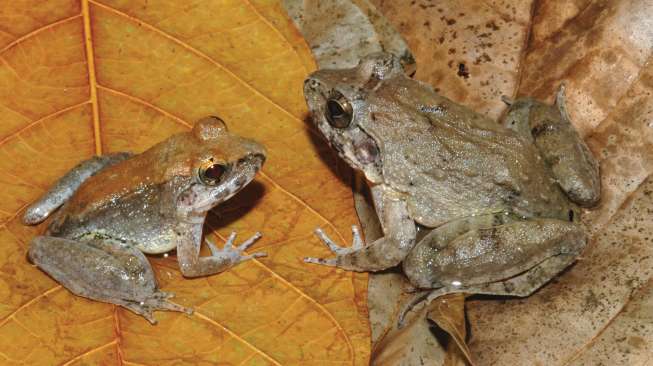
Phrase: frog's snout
[
  {"left": 236, "top": 144, "right": 266, "bottom": 174},
  {"left": 303, "top": 76, "right": 321, "bottom": 92},
  {"left": 246, "top": 152, "right": 266, "bottom": 171}
]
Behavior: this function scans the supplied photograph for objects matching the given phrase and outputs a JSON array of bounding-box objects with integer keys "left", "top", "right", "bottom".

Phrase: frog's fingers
[
  {"left": 239, "top": 252, "right": 267, "bottom": 263},
  {"left": 224, "top": 232, "right": 237, "bottom": 249},
  {"left": 205, "top": 239, "right": 221, "bottom": 256},
  {"left": 236, "top": 232, "right": 262, "bottom": 252},
  {"left": 304, "top": 257, "right": 337, "bottom": 266},
  {"left": 351, "top": 225, "right": 364, "bottom": 250},
  {"left": 314, "top": 228, "right": 346, "bottom": 254}
]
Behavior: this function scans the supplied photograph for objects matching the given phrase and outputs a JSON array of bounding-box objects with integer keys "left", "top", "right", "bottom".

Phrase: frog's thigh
[
  {"left": 403, "top": 218, "right": 586, "bottom": 289},
  {"left": 28, "top": 235, "right": 157, "bottom": 303},
  {"left": 23, "top": 152, "right": 133, "bottom": 225}
]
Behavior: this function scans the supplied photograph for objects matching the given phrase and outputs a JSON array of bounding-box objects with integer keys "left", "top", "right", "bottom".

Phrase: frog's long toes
[
  {"left": 236, "top": 232, "right": 262, "bottom": 252},
  {"left": 314, "top": 229, "right": 345, "bottom": 254},
  {"left": 304, "top": 257, "right": 337, "bottom": 267},
  {"left": 224, "top": 231, "right": 237, "bottom": 249},
  {"left": 205, "top": 239, "right": 221, "bottom": 256},
  {"left": 153, "top": 291, "right": 175, "bottom": 299},
  {"left": 351, "top": 225, "right": 364, "bottom": 249},
  {"left": 397, "top": 291, "right": 433, "bottom": 328},
  {"left": 239, "top": 251, "right": 266, "bottom": 263},
  {"left": 162, "top": 301, "right": 193, "bottom": 315}
]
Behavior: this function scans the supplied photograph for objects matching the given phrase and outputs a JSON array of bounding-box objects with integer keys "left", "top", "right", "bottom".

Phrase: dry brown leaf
[
  {"left": 371, "top": 0, "right": 533, "bottom": 120},
  {"left": 282, "top": 0, "right": 414, "bottom": 71},
  {"left": 427, "top": 294, "right": 473, "bottom": 366},
  {"left": 367, "top": 0, "right": 653, "bottom": 364},
  {"left": 0, "top": 1, "right": 371, "bottom": 364}
]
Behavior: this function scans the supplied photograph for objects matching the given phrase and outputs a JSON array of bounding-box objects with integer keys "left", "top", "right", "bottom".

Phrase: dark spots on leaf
[
  {"left": 458, "top": 63, "right": 470, "bottom": 78},
  {"left": 486, "top": 21, "right": 500, "bottom": 31},
  {"left": 474, "top": 53, "right": 492, "bottom": 65}
]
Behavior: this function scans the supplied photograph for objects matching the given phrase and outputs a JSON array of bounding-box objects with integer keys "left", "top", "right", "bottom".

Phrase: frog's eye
[
  {"left": 199, "top": 163, "right": 228, "bottom": 185},
  {"left": 325, "top": 93, "right": 353, "bottom": 128}
]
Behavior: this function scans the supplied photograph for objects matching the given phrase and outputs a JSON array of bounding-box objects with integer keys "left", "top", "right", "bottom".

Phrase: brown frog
[
  {"left": 302, "top": 53, "right": 600, "bottom": 324},
  {"left": 22, "top": 117, "right": 266, "bottom": 323}
]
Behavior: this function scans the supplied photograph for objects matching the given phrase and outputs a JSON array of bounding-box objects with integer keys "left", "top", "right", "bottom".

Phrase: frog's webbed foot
[
  {"left": 119, "top": 291, "right": 193, "bottom": 325},
  {"left": 304, "top": 226, "right": 365, "bottom": 267},
  {"left": 206, "top": 231, "right": 266, "bottom": 264}
]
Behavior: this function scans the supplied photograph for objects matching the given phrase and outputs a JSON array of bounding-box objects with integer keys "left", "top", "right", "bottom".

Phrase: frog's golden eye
[
  {"left": 325, "top": 93, "right": 353, "bottom": 128},
  {"left": 199, "top": 162, "right": 228, "bottom": 185}
]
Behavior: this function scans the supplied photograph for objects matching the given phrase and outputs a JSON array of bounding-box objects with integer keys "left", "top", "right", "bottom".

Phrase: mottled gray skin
[
  {"left": 302, "top": 53, "right": 600, "bottom": 325},
  {"left": 23, "top": 117, "right": 267, "bottom": 324}
]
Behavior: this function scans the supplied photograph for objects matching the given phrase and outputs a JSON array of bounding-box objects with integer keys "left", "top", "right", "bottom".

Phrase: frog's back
[
  {"left": 46, "top": 137, "right": 190, "bottom": 249},
  {"left": 368, "top": 79, "right": 574, "bottom": 227}
]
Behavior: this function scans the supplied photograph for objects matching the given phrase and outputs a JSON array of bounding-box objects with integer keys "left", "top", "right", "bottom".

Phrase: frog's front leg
[
  {"left": 23, "top": 152, "right": 132, "bottom": 225},
  {"left": 503, "top": 86, "right": 600, "bottom": 207},
  {"left": 28, "top": 235, "right": 191, "bottom": 324},
  {"left": 305, "top": 186, "right": 416, "bottom": 271},
  {"left": 176, "top": 222, "right": 266, "bottom": 278}
]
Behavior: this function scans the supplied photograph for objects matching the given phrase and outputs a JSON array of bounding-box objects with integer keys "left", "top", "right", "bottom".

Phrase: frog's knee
[
  {"left": 403, "top": 244, "right": 441, "bottom": 289},
  {"left": 23, "top": 207, "right": 49, "bottom": 225},
  {"left": 178, "top": 261, "right": 202, "bottom": 278},
  {"left": 27, "top": 236, "right": 54, "bottom": 265},
  {"left": 558, "top": 169, "right": 601, "bottom": 207}
]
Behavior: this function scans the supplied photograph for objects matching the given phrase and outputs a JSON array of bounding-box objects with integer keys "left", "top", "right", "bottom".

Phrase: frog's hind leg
[
  {"left": 400, "top": 217, "right": 586, "bottom": 326},
  {"left": 502, "top": 86, "right": 600, "bottom": 207},
  {"left": 28, "top": 235, "right": 191, "bottom": 324},
  {"left": 398, "top": 251, "right": 579, "bottom": 327},
  {"left": 22, "top": 152, "right": 133, "bottom": 225},
  {"left": 404, "top": 217, "right": 586, "bottom": 289}
]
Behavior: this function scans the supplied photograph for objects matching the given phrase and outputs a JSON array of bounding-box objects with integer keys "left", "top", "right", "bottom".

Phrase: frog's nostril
[
  {"left": 304, "top": 78, "right": 321, "bottom": 90},
  {"left": 241, "top": 153, "right": 266, "bottom": 169}
]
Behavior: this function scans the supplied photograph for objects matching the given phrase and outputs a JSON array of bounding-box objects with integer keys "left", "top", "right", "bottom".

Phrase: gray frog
[
  {"left": 22, "top": 117, "right": 267, "bottom": 323},
  {"left": 303, "top": 53, "right": 600, "bottom": 324}
]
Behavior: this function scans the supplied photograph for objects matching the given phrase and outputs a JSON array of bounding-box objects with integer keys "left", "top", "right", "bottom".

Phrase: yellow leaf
[{"left": 0, "top": 1, "right": 370, "bottom": 364}]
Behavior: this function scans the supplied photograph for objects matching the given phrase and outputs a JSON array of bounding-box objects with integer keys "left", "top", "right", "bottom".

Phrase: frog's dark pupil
[
  {"left": 325, "top": 97, "right": 352, "bottom": 128},
  {"left": 327, "top": 100, "right": 344, "bottom": 118},
  {"left": 204, "top": 164, "right": 225, "bottom": 182}
]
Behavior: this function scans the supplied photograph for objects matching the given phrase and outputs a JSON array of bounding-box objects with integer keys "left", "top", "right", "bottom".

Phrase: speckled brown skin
[
  {"left": 302, "top": 53, "right": 600, "bottom": 324},
  {"left": 23, "top": 117, "right": 267, "bottom": 324}
]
